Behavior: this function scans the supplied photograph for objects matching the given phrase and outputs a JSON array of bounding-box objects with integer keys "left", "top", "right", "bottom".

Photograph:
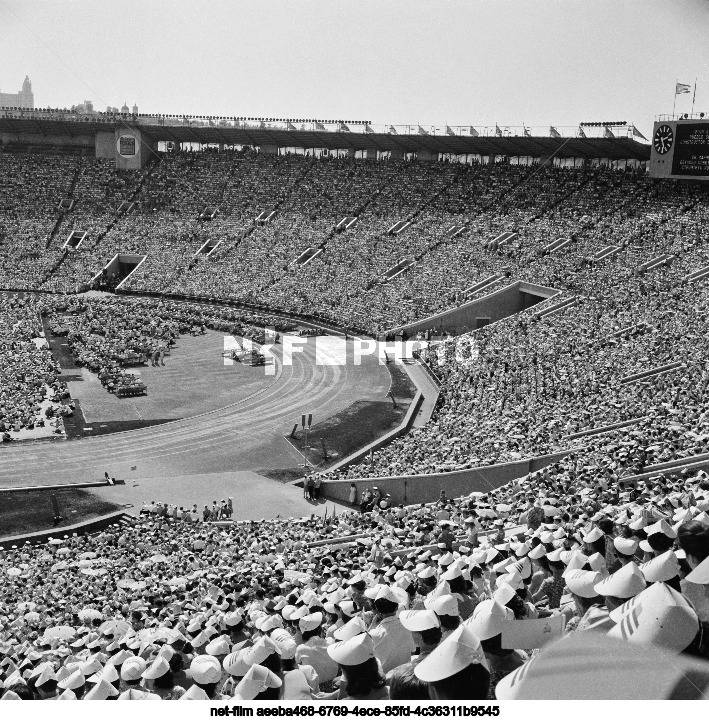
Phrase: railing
[{"left": 0, "top": 107, "right": 649, "bottom": 141}]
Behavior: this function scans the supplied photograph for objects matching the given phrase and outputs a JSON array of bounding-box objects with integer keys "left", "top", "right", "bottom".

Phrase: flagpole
[
  {"left": 673, "top": 79, "right": 678, "bottom": 118},
  {"left": 692, "top": 78, "right": 697, "bottom": 115}
]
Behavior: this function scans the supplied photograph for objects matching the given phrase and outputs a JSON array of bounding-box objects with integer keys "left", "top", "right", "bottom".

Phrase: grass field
[
  {"left": 279, "top": 362, "right": 417, "bottom": 474},
  {"left": 0, "top": 488, "right": 123, "bottom": 538}
]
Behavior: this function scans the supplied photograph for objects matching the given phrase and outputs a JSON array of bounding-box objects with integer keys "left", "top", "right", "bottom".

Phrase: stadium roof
[{"left": 0, "top": 116, "right": 651, "bottom": 160}]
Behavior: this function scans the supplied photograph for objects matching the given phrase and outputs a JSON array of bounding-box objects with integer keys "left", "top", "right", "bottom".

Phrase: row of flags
[{"left": 282, "top": 120, "right": 648, "bottom": 140}]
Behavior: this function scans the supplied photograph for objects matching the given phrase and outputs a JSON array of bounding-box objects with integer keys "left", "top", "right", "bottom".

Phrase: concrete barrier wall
[
  {"left": 0, "top": 511, "right": 132, "bottom": 550},
  {"left": 387, "top": 281, "right": 560, "bottom": 338},
  {"left": 321, "top": 449, "right": 577, "bottom": 506}
]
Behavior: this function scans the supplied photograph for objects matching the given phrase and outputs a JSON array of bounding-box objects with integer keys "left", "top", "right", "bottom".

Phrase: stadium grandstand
[{"left": 2, "top": 0, "right": 709, "bottom": 706}]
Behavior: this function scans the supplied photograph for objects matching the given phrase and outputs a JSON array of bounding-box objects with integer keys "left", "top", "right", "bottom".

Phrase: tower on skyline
[{"left": 0, "top": 75, "right": 34, "bottom": 108}]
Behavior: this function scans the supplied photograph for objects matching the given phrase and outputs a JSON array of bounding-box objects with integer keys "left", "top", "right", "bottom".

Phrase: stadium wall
[
  {"left": 321, "top": 449, "right": 579, "bottom": 506},
  {"left": 0, "top": 131, "right": 94, "bottom": 149},
  {"left": 387, "top": 280, "right": 560, "bottom": 337}
]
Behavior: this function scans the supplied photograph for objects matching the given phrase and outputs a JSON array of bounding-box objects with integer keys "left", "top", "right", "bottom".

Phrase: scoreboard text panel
[{"left": 650, "top": 119, "right": 709, "bottom": 180}]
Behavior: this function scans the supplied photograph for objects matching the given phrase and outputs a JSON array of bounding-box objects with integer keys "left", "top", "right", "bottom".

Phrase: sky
[{"left": 1, "top": 0, "right": 708, "bottom": 136}]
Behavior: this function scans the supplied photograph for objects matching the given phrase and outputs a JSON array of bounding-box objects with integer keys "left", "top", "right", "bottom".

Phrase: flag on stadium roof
[
  {"left": 445, "top": 125, "right": 455, "bottom": 136},
  {"left": 364, "top": 124, "right": 374, "bottom": 134},
  {"left": 286, "top": 121, "right": 296, "bottom": 131},
  {"left": 523, "top": 126, "right": 531, "bottom": 137},
  {"left": 550, "top": 126, "right": 561, "bottom": 138},
  {"left": 338, "top": 122, "right": 351, "bottom": 132},
  {"left": 676, "top": 82, "right": 691, "bottom": 94},
  {"left": 578, "top": 125, "right": 586, "bottom": 138},
  {"left": 469, "top": 126, "right": 479, "bottom": 137},
  {"left": 604, "top": 126, "right": 615, "bottom": 138},
  {"left": 417, "top": 125, "right": 429, "bottom": 135},
  {"left": 495, "top": 124, "right": 503, "bottom": 137},
  {"left": 389, "top": 126, "right": 398, "bottom": 134},
  {"left": 315, "top": 121, "right": 326, "bottom": 131},
  {"left": 631, "top": 125, "right": 647, "bottom": 140}
]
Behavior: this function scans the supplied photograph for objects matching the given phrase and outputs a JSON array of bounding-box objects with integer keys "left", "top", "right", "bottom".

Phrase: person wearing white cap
[
  {"left": 188, "top": 654, "right": 225, "bottom": 700},
  {"left": 609, "top": 537, "right": 639, "bottom": 574},
  {"left": 677, "top": 520, "right": 709, "bottom": 624},
  {"left": 563, "top": 570, "right": 603, "bottom": 633},
  {"left": 386, "top": 609, "right": 442, "bottom": 698},
  {"left": 84, "top": 678, "right": 120, "bottom": 700},
  {"left": 295, "top": 612, "right": 339, "bottom": 686},
  {"left": 326, "top": 633, "right": 389, "bottom": 700},
  {"left": 232, "top": 663, "right": 282, "bottom": 701},
  {"left": 367, "top": 585, "right": 415, "bottom": 673},
  {"left": 607, "top": 582, "right": 702, "bottom": 655},
  {"left": 57, "top": 668, "right": 87, "bottom": 699},
  {"left": 464, "top": 600, "right": 525, "bottom": 693},
  {"left": 34, "top": 665, "right": 59, "bottom": 699},
  {"left": 119, "top": 656, "right": 147, "bottom": 694},
  {"left": 142, "top": 654, "right": 186, "bottom": 700},
  {"left": 641, "top": 519, "right": 677, "bottom": 557},
  {"left": 415, "top": 625, "right": 490, "bottom": 700},
  {"left": 593, "top": 561, "right": 646, "bottom": 611},
  {"left": 430, "top": 594, "right": 461, "bottom": 640}
]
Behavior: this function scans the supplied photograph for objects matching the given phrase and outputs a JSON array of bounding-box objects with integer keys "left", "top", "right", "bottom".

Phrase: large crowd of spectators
[
  {"left": 2, "top": 458, "right": 709, "bottom": 700},
  {"left": 3, "top": 146, "right": 709, "bottom": 699},
  {"left": 0, "top": 294, "right": 71, "bottom": 437}
]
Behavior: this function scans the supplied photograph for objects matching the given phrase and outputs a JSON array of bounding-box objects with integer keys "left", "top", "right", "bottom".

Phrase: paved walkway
[{"left": 90, "top": 470, "right": 349, "bottom": 522}]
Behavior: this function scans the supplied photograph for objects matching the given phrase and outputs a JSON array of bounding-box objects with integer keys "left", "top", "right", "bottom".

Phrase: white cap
[
  {"left": 84, "top": 678, "right": 119, "bottom": 700},
  {"left": 364, "top": 585, "right": 400, "bottom": 605},
  {"left": 180, "top": 685, "right": 210, "bottom": 700},
  {"left": 121, "top": 656, "right": 147, "bottom": 681},
  {"left": 223, "top": 649, "right": 251, "bottom": 677},
  {"left": 423, "top": 581, "right": 452, "bottom": 610},
  {"left": 299, "top": 612, "right": 323, "bottom": 633},
  {"left": 493, "top": 581, "right": 517, "bottom": 606},
  {"left": 494, "top": 633, "right": 709, "bottom": 700},
  {"left": 142, "top": 655, "right": 170, "bottom": 680},
  {"left": 565, "top": 570, "right": 602, "bottom": 599},
  {"left": 225, "top": 611, "right": 244, "bottom": 627},
  {"left": 583, "top": 527, "right": 604, "bottom": 544},
  {"left": 399, "top": 609, "right": 440, "bottom": 632},
  {"left": 333, "top": 616, "right": 367, "bottom": 641},
  {"left": 613, "top": 537, "right": 639, "bottom": 556},
  {"left": 269, "top": 629, "right": 297, "bottom": 660},
  {"left": 464, "top": 600, "right": 513, "bottom": 640},
  {"left": 639, "top": 550, "right": 681, "bottom": 583},
  {"left": 327, "top": 632, "right": 376, "bottom": 666},
  {"left": 189, "top": 655, "right": 222, "bottom": 684},
  {"left": 243, "top": 635, "right": 280, "bottom": 666},
  {"left": 205, "top": 635, "right": 231, "bottom": 656},
  {"left": 57, "top": 669, "right": 85, "bottom": 690},
  {"left": 685, "top": 554, "right": 709, "bottom": 584},
  {"left": 431, "top": 594, "right": 459, "bottom": 617},
  {"left": 593, "top": 561, "right": 646, "bottom": 599},
  {"left": 607, "top": 583, "right": 699, "bottom": 653},
  {"left": 417, "top": 567, "right": 437, "bottom": 580},
  {"left": 645, "top": 519, "right": 677, "bottom": 539},
  {"left": 528, "top": 544, "right": 547, "bottom": 560},
  {"left": 232, "top": 663, "right": 282, "bottom": 700},
  {"left": 440, "top": 565, "right": 462, "bottom": 582},
  {"left": 415, "top": 625, "right": 488, "bottom": 682}
]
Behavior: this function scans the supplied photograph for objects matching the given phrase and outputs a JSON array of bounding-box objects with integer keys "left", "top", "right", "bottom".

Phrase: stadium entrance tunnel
[
  {"left": 384, "top": 280, "right": 560, "bottom": 339},
  {"left": 91, "top": 253, "right": 147, "bottom": 291}
]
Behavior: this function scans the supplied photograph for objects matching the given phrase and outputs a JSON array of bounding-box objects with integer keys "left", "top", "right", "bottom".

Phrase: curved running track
[{"left": 0, "top": 341, "right": 391, "bottom": 488}]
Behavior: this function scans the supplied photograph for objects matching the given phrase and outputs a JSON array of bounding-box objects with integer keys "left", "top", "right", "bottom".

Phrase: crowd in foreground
[{"left": 2, "top": 458, "right": 709, "bottom": 700}]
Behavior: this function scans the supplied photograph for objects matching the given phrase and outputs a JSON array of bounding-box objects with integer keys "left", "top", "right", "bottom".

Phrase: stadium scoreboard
[{"left": 650, "top": 119, "right": 709, "bottom": 180}]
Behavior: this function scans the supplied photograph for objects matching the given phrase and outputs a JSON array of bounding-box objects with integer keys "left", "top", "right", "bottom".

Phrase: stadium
[{"left": 1, "top": 0, "right": 709, "bottom": 706}]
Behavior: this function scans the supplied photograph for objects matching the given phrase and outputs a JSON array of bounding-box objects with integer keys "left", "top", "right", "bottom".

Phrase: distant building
[{"left": 0, "top": 76, "right": 34, "bottom": 108}]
